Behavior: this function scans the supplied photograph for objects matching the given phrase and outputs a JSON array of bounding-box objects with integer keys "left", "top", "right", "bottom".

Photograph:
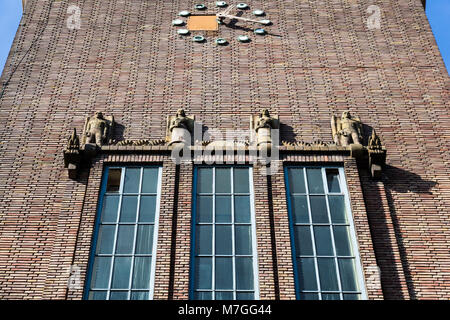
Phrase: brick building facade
[{"left": 0, "top": 0, "right": 449, "bottom": 300}]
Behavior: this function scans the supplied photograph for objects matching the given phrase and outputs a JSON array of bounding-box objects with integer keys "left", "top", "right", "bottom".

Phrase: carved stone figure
[
  {"left": 82, "top": 111, "right": 114, "bottom": 147},
  {"left": 255, "top": 109, "right": 275, "bottom": 131},
  {"left": 166, "top": 108, "right": 194, "bottom": 145},
  {"left": 331, "top": 111, "right": 362, "bottom": 146},
  {"left": 251, "top": 109, "right": 279, "bottom": 151}
]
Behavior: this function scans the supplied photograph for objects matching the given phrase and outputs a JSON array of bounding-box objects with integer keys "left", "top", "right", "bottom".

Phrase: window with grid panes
[
  {"left": 285, "top": 167, "right": 367, "bottom": 300},
  {"left": 190, "top": 167, "right": 259, "bottom": 300},
  {"left": 85, "top": 166, "right": 162, "bottom": 300}
]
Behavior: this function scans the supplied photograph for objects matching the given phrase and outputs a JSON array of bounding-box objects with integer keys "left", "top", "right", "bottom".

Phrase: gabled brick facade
[{"left": 0, "top": 0, "right": 449, "bottom": 299}]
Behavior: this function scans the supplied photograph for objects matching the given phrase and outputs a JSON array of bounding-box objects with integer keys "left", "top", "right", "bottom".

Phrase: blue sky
[{"left": 0, "top": 0, "right": 449, "bottom": 75}]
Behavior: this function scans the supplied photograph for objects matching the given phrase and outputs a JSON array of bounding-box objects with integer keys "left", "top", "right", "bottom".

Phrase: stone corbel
[
  {"left": 166, "top": 109, "right": 195, "bottom": 146},
  {"left": 367, "top": 130, "right": 387, "bottom": 180},
  {"left": 63, "top": 128, "right": 81, "bottom": 179},
  {"left": 251, "top": 109, "right": 279, "bottom": 153}
]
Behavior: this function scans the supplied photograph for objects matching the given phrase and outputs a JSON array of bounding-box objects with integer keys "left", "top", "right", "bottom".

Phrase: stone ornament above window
[
  {"left": 166, "top": 108, "right": 195, "bottom": 145},
  {"left": 250, "top": 109, "right": 279, "bottom": 151},
  {"left": 82, "top": 111, "right": 115, "bottom": 148}
]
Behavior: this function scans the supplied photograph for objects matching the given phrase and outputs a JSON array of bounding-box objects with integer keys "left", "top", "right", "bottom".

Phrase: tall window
[
  {"left": 285, "top": 167, "right": 366, "bottom": 300},
  {"left": 190, "top": 167, "right": 259, "bottom": 300},
  {"left": 85, "top": 166, "right": 162, "bottom": 300}
]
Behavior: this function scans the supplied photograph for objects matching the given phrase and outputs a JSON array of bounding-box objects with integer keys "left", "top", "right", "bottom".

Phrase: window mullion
[
  {"left": 303, "top": 167, "right": 322, "bottom": 300},
  {"left": 212, "top": 167, "right": 216, "bottom": 299},
  {"left": 231, "top": 168, "right": 236, "bottom": 300},
  {"left": 126, "top": 167, "right": 144, "bottom": 299},
  {"left": 322, "top": 168, "right": 344, "bottom": 300},
  {"left": 106, "top": 167, "right": 126, "bottom": 300}
]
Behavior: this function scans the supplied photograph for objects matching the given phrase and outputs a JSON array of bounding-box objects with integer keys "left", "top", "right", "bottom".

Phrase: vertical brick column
[
  {"left": 153, "top": 159, "right": 177, "bottom": 299},
  {"left": 67, "top": 156, "right": 105, "bottom": 300},
  {"left": 344, "top": 158, "right": 386, "bottom": 300},
  {"left": 269, "top": 160, "right": 296, "bottom": 299},
  {"left": 171, "top": 161, "right": 193, "bottom": 299},
  {"left": 252, "top": 163, "right": 277, "bottom": 299}
]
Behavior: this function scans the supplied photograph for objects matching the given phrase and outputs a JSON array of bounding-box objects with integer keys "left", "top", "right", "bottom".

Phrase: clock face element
[{"left": 173, "top": 2, "right": 271, "bottom": 45}]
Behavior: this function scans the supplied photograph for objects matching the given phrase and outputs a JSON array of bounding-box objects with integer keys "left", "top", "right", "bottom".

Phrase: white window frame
[
  {"left": 285, "top": 166, "right": 367, "bottom": 300},
  {"left": 86, "top": 166, "right": 162, "bottom": 300},
  {"left": 191, "top": 166, "right": 260, "bottom": 300}
]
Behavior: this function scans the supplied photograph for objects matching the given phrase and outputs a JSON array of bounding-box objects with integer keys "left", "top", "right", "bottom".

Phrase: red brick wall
[{"left": 0, "top": 0, "right": 449, "bottom": 299}]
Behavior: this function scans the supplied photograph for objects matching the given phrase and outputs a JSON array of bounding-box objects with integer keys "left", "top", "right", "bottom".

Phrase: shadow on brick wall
[
  {"left": 360, "top": 164, "right": 436, "bottom": 300},
  {"left": 383, "top": 165, "right": 437, "bottom": 300}
]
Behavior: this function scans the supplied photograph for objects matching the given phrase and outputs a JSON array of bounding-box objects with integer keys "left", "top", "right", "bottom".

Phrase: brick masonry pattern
[{"left": 0, "top": 0, "right": 449, "bottom": 299}]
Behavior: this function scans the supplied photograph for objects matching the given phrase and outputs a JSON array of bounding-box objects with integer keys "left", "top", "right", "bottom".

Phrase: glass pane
[
  {"left": 297, "top": 258, "right": 318, "bottom": 291},
  {"left": 194, "top": 291, "right": 212, "bottom": 300},
  {"left": 289, "top": 168, "right": 306, "bottom": 194},
  {"left": 101, "top": 195, "right": 119, "bottom": 223},
  {"left": 88, "top": 291, "right": 107, "bottom": 300},
  {"left": 198, "top": 168, "right": 213, "bottom": 194},
  {"left": 236, "top": 292, "right": 254, "bottom": 300},
  {"left": 195, "top": 257, "right": 212, "bottom": 289},
  {"left": 90, "top": 257, "right": 111, "bottom": 289},
  {"left": 292, "top": 195, "right": 309, "bottom": 224},
  {"left": 338, "top": 258, "right": 359, "bottom": 291},
  {"left": 197, "top": 196, "right": 213, "bottom": 223},
  {"left": 235, "top": 196, "right": 251, "bottom": 223},
  {"left": 326, "top": 169, "right": 341, "bottom": 193},
  {"left": 317, "top": 258, "right": 339, "bottom": 291},
  {"left": 123, "top": 168, "right": 141, "bottom": 193},
  {"left": 139, "top": 196, "right": 156, "bottom": 222},
  {"left": 294, "top": 226, "right": 313, "bottom": 256},
  {"left": 236, "top": 257, "right": 253, "bottom": 290},
  {"left": 328, "top": 196, "right": 347, "bottom": 224},
  {"left": 306, "top": 168, "right": 324, "bottom": 194},
  {"left": 141, "top": 168, "right": 158, "bottom": 193},
  {"left": 106, "top": 169, "right": 122, "bottom": 193},
  {"left": 333, "top": 226, "right": 353, "bottom": 256},
  {"left": 234, "top": 168, "right": 250, "bottom": 193},
  {"left": 322, "top": 293, "right": 340, "bottom": 300},
  {"left": 196, "top": 225, "right": 212, "bottom": 255},
  {"left": 313, "top": 226, "right": 334, "bottom": 256},
  {"left": 115, "top": 225, "right": 135, "bottom": 254},
  {"left": 131, "top": 291, "right": 149, "bottom": 300},
  {"left": 309, "top": 196, "right": 329, "bottom": 223},
  {"left": 109, "top": 291, "right": 128, "bottom": 300},
  {"left": 96, "top": 225, "right": 115, "bottom": 254},
  {"left": 235, "top": 225, "right": 252, "bottom": 255},
  {"left": 216, "top": 168, "right": 231, "bottom": 193},
  {"left": 216, "top": 196, "right": 232, "bottom": 223},
  {"left": 343, "top": 293, "right": 361, "bottom": 300},
  {"left": 119, "top": 196, "right": 138, "bottom": 222},
  {"left": 299, "top": 292, "right": 319, "bottom": 300},
  {"left": 111, "top": 257, "right": 132, "bottom": 289},
  {"left": 132, "top": 256, "right": 152, "bottom": 289},
  {"left": 215, "top": 225, "right": 232, "bottom": 255},
  {"left": 215, "top": 291, "right": 234, "bottom": 300},
  {"left": 135, "top": 225, "right": 154, "bottom": 255},
  {"left": 215, "top": 257, "right": 233, "bottom": 290}
]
